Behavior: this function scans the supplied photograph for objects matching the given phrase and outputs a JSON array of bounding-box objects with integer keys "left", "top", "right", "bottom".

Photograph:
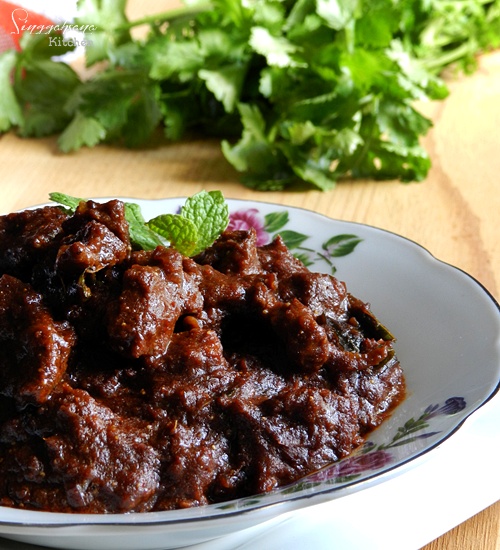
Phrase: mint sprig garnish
[
  {"left": 49, "top": 192, "right": 83, "bottom": 212},
  {"left": 123, "top": 202, "right": 164, "bottom": 251},
  {"left": 49, "top": 191, "right": 229, "bottom": 256}
]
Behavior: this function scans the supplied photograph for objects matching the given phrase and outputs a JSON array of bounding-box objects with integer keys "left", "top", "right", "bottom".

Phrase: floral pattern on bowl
[
  {"left": 301, "top": 397, "right": 467, "bottom": 484},
  {"left": 228, "top": 206, "right": 362, "bottom": 273},
  {"left": 212, "top": 397, "right": 467, "bottom": 510}
]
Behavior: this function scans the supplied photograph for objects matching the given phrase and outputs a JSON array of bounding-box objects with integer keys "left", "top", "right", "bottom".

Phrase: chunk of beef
[
  {"left": 56, "top": 220, "right": 129, "bottom": 276},
  {"left": 278, "top": 271, "right": 349, "bottom": 319},
  {"left": 0, "top": 206, "right": 68, "bottom": 281},
  {"left": 107, "top": 264, "right": 181, "bottom": 358},
  {"left": 257, "top": 235, "right": 309, "bottom": 277},
  {"left": 62, "top": 199, "right": 130, "bottom": 247},
  {"left": 219, "top": 383, "right": 363, "bottom": 494},
  {"left": 0, "top": 275, "right": 75, "bottom": 404},
  {"left": 44, "top": 386, "right": 159, "bottom": 512},
  {"left": 148, "top": 330, "right": 236, "bottom": 509},
  {"left": 56, "top": 200, "right": 131, "bottom": 277},
  {"left": 107, "top": 248, "right": 203, "bottom": 358},
  {"left": 194, "top": 229, "right": 262, "bottom": 275},
  {"left": 1, "top": 384, "right": 160, "bottom": 513}
]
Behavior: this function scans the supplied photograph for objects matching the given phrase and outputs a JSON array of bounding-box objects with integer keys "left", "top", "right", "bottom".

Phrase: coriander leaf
[
  {"left": 180, "top": 190, "right": 229, "bottom": 254},
  {"left": 149, "top": 42, "right": 204, "bottom": 81},
  {"left": 222, "top": 103, "right": 287, "bottom": 186},
  {"left": 62, "top": 69, "right": 161, "bottom": 149},
  {"left": 76, "top": 0, "right": 131, "bottom": 66},
  {"left": 316, "top": 0, "right": 360, "bottom": 30},
  {"left": 284, "top": 121, "right": 317, "bottom": 145},
  {"left": 147, "top": 214, "right": 199, "bottom": 257},
  {"left": 124, "top": 203, "right": 164, "bottom": 250},
  {"left": 387, "top": 40, "right": 448, "bottom": 100},
  {"left": 209, "top": 0, "right": 249, "bottom": 28},
  {"left": 18, "top": 31, "right": 76, "bottom": 60},
  {"left": 403, "top": 0, "right": 500, "bottom": 75},
  {"left": 121, "top": 86, "right": 163, "bottom": 147},
  {"left": 0, "top": 51, "right": 23, "bottom": 132},
  {"left": 285, "top": 0, "right": 316, "bottom": 32},
  {"left": 159, "top": 91, "right": 196, "bottom": 141},
  {"left": 340, "top": 48, "right": 388, "bottom": 93},
  {"left": 222, "top": 102, "right": 298, "bottom": 190},
  {"left": 355, "top": 3, "right": 396, "bottom": 48},
  {"left": 198, "top": 65, "right": 247, "bottom": 113},
  {"left": 249, "top": 27, "right": 302, "bottom": 68},
  {"left": 279, "top": 143, "right": 337, "bottom": 191},
  {"left": 6, "top": 0, "right": 500, "bottom": 190},
  {"left": 197, "top": 28, "right": 245, "bottom": 59},
  {"left": 58, "top": 112, "right": 107, "bottom": 152},
  {"left": 13, "top": 37, "right": 81, "bottom": 137},
  {"left": 332, "top": 127, "right": 364, "bottom": 155},
  {"left": 376, "top": 99, "right": 433, "bottom": 149},
  {"left": 253, "top": 0, "right": 286, "bottom": 31}
]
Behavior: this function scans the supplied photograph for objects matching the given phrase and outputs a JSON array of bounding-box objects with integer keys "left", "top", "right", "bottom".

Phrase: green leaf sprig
[
  {"left": 49, "top": 190, "right": 229, "bottom": 256},
  {"left": 146, "top": 190, "right": 229, "bottom": 256},
  {"left": 3, "top": 1, "right": 500, "bottom": 190}
]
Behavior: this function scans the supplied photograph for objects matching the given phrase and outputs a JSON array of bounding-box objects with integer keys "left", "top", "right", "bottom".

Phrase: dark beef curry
[{"left": 0, "top": 200, "right": 405, "bottom": 513}]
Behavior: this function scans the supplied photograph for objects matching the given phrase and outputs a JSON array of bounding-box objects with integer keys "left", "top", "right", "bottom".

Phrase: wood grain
[{"left": 0, "top": 1, "right": 498, "bottom": 547}]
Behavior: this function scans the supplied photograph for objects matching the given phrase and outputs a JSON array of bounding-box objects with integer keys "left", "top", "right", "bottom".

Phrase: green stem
[
  {"left": 118, "top": 3, "right": 212, "bottom": 31},
  {"left": 419, "top": 41, "right": 477, "bottom": 73},
  {"left": 344, "top": 19, "right": 356, "bottom": 55}
]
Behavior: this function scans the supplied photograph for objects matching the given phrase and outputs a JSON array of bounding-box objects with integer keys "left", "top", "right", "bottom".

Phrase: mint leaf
[
  {"left": 50, "top": 192, "right": 163, "bottom": 250},
  {"left": 49, "top": 191, "right": 229, "bottom": 256},
  {"left": 180, "top": 191, "right": 229, "bottom": 254},
  {"left": 124, "top": 203, "right": 164, "bottom": 250},
  {"left": 49, "top": 192, "right": 84, "bottom": 211},
  {"left": 147, "top": 214, "right": 199, "bottom": 257},
  {"left": 147, "top": 191, "right": 229, "bottom": 256}
]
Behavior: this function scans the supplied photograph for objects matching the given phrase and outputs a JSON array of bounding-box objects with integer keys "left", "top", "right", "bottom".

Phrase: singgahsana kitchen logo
[{"left": 10, "top": 7, "right": 96, "bottom": 47}]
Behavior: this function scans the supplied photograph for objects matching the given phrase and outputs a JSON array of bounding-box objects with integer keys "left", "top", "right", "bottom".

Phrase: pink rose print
[
  {"left": 306, "top": 449, "right": 394, "bottom": 483},
  {"left": 228, "top": 208, "right": 270, "bottom": 246}
]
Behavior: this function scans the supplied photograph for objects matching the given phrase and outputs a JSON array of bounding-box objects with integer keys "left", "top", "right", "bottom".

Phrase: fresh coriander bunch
[{"left": 1, "top": 0, "right": 499, "bottom": 191}]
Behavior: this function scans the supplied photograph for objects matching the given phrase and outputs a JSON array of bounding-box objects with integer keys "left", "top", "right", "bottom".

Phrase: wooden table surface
[{"left": 0, "top": 1, "right": 499, "bottom": 548}]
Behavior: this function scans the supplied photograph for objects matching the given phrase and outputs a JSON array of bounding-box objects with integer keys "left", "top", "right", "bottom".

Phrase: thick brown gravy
[{"left": 0, "top": 200, "right": 405, "bottom": 513}]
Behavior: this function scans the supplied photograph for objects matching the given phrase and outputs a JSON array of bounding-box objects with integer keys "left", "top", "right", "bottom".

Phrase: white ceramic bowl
[{"left": 0, "top": 198, "right": 498, "bottom": 550}]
